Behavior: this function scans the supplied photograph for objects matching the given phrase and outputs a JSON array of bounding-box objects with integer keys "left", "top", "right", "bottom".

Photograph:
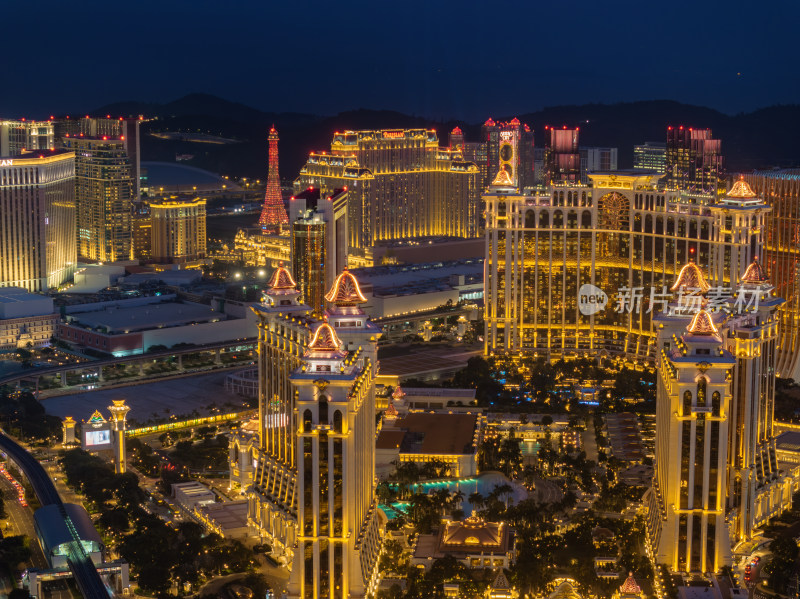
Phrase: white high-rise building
[{"left": 248, "top": 265, "right": 383, "bottom": 598}]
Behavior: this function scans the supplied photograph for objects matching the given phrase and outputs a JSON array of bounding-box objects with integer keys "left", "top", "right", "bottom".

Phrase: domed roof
[
  {"left": 267, "top": 262, "right": 296, "bottom": 290},
  {"left": 509, "top": 117, "right": 520, "bottom": 126},
  {"left": 392, "top": 385, "right": 405, "bottom": 400},
  {"left": 492, "top": 166, "right": 514, "bottom": 187},
  {"left": 308, "top": 321, "right": 342, "bottom": 352},
  {"left": 619, "top": 573, "right": 641, "bottom": 596},
  {"left": 484, "top": 118, "right": 496, "bottom": 127},
  {"left": 741, "top": 257, "right": 769, "bottom": 284},
  {"left": 451, "top": 126, "right": 463, "bottom": 135},
  {"left": 671, "top": 261, "right": 711, "bottom": 293},
  {"left": 385, "top": 402, "right": 398, "bottom": 418},
  {"left": 686, "top": 309, "right": 720, "bottom": 336},
  {"left": 325, "top": 268, "right": 367, "bottom": 305},
  {"left": 727, "top": 178, "right": 757, "bottom": 198}
]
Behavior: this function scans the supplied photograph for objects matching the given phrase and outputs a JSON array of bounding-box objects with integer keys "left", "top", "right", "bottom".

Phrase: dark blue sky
[{"left": 5, "top": 0, "right": 798, "bottom": 121}]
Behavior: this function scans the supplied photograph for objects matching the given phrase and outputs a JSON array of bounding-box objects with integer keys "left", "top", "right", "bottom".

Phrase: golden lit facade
[
  {"left": 647, "top": 258, "right": 788, "bottom": 574},
  {"left": 149, "top": 195, "right": 207, "bottom": 263},
  {"left": 248, "top": 266, "right": 383, "bottom": 597},
  {"left": 483, "top": 172, "right": 770, "bottom": 361},
  {"left": 0, "top": 151, "right": 76, "bottom": 291},
  {"left": 295, "top": 129, "right": 479, "bottom": 263},
  {"left": 743, "top": 170, "right": 800, "bottom": 381},
  {"left": 64, "top": 137, "right": 134, "bottom": 262},
  {"left": 1, "top": 120, "right": 54, "bottom": 156},
  {"left": 248, "top": 266, "right": 311, "bottom": 560},
  {"left": 233, "top": 228, "right": 290, "bottom": 267}
]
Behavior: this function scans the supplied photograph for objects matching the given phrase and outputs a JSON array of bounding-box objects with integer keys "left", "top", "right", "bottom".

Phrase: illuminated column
[
  {"left": 62, "top": 417, "right": 76, "bottom": 446},
  {"left": 108, "top": 400, "right": 131, "bottom": 474}
]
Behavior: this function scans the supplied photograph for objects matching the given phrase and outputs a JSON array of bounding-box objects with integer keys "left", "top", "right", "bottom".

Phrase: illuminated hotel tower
[
  {"left": 647, "top": 258, "right": 787, "bottom": 574},
  {"left": 649, "top": 284, "right": 735, "bottom": 574},
  {"left": 62, "top": 136, "right": 134, "bottom": 262},
  {"left": 295, "top": 129, "right": 479, "bottom": 263},
  {"left": 743, "top": 170, "right": 800, "bottom": 381},
  {"left": 259, "top": 126, "right": 289, "bottom": 232},
  {"left": 287, "top": 270, "right": 382, "bottom": 598},
  {"left": 0, "top": 150, "right": 77, "bottom": 292},
  {"left": 249, "top": 264, "right": 312, "bottom": 558},
  {"left": 248, "top": 266, "right": 382, "bottom": 596},
  {"left": 723, "top": 254, "right": 786, "bottom": 540},
  {"left": 483, "top": 171, "right": 771, "bottom": 361}
]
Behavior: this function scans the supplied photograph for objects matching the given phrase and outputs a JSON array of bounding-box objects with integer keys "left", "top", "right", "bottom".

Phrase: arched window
[
  {"left": 689, "top": 220, "right": 698, "bottom": 239},
  {"left": 539, "top": 211, "right": 550, "bottom": 227},
  {"left": 645, "top": 214, "right": 653, "bottom": 234},
  {"left": 697, "top": 378, "right": 707, "bottom": 405},
  {"left": 712, "top": 391, "right": 721, "bottom": 414},
  {"left": 582, "top": 211, "right": 592, "bottom": 228},
  {"left": 553, "top": 210, "right": 563, "bottom": 227},
  {"left": 683, "top": 390, "right": 692, "bottom": 414},
  {"left": 333, "top": 410, "right": 343, "bottom": 434},
  {"left": 303, "top": 409, "right": 313, "bottom": 431},
  {"left": 700, "top": 221, "right": 710, "bottom": 240},
  {"left": 525, "top": 210, "right": 536, "bottom": 228},
  {"left": 656, "top": 216, "right": 664, "bottom": 235},
  {"left": 319, "top": 397, "right": 329, "bottom": 425},
  {"left": 567, "top": 211, "right": 578, "bottom": 228}
]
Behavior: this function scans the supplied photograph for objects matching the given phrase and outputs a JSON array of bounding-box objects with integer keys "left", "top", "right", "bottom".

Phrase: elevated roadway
[{"left": 0, "top": 433, "right": 112, "bottom": 598}]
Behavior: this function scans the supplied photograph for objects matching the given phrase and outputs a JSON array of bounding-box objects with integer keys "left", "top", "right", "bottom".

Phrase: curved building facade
[
  {"left": 484, "top": 171, "right": 769, "bottom": 362},
  {"left": 743, "top": 170, "right": 800, "bottom": 381}
]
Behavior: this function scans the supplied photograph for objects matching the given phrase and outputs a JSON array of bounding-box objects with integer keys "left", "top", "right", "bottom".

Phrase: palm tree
[{"left": 468, "top": 491, "right": 485, "bottom": 512}]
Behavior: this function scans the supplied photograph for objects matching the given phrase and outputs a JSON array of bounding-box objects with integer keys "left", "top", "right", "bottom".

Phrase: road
[
  {"left": 0, "top": 432, "right": 112, "bottom": 599},
  {"left": 0, "top": 473, "right": 47, "bottom": 569},
  {"left": 582, "top": 418, "right": 600, "bottom": 463}
]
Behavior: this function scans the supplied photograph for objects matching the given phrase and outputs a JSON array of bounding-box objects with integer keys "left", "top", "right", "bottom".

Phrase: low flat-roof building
[
  {"left": 172, "top": 481, "right": 216, "bottom": 510},
  {"left": 0, "top": 287, "right": 58, "bottom": 349},
  {"left": 376, "top": 412, "right": 480, "bottom": 477},
  {"left": 411, "top": 516, "right": 515, "bottom": 570},
  {"left": 351, "top": 259, "right": 484, "bottom": 320},
  {"left": 57, "top": 298, "right": 255, "bottom": 356},
  {"left": 402, "top": 387, "right": 477, "bottom": 410},
  {"left": 194, "top": 500, "right": 249, "bottom": 539}
]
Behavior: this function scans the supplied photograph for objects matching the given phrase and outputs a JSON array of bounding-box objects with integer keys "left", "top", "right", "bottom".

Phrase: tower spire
[{"left": 259, "top": 125, "right": 289, "bottom": 232}]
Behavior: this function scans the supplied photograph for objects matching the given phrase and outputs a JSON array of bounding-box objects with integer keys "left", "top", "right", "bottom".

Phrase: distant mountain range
[{"left": 92, "top": 93, "right": 800, "bottom": 180}]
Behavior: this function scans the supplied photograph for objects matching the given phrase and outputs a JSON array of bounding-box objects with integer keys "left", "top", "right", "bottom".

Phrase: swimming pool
[{"left": 379, "top": 472, "right": 527, "bottom": 519}]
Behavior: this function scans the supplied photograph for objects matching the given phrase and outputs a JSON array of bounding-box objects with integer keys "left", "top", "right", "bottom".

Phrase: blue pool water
[{"left": 379, "top": 472, "right": 527, "bottom": 519}]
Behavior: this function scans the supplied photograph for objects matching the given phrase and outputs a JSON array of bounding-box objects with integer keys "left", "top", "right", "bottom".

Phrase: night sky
[{"left": 5, "top": 0, "right": 798, "bottom": 120}]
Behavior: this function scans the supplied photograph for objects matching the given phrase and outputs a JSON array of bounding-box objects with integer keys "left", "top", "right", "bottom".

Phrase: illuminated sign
[
  {"left": 0, "top": 160, "right": 13, "bottom": 167},
  {"left": 382, "top": 131, "right": 405, "bottom": 139},
  {"left": 85, "top": 429, "right": 111, "bottom": 446},
  {"left": 500, "top": 131, "right": 514, "bottom": 141}
]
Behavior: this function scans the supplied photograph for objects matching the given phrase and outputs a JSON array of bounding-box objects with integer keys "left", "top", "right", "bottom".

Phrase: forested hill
[{"left": 91, "top": 93, "right": 800, "bottom": 179}]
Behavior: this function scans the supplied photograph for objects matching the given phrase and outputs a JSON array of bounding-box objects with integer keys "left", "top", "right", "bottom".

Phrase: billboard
[{"left": 84, "top": 429, "right": 111, "bottom": 447}]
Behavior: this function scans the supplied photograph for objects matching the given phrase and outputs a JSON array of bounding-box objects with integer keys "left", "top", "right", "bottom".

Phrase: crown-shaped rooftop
[
  {"left": 686, "top": 309, "right": 719, "bottom": 336},
  {"left": 325, "top": 268, "right": 367, "bottom": 306},
  {"left": 308, "top": 321, "right": 342, "bottom": 352},
  {"left": 492, "top": 165, "right": 514, "bottom": 187},
  {"left": 267, "top": 262, "right": 297, "bottom": 290},
  {"left": 741, "top": 257, "right": 769, "bottom": 284},
  {"left": 671, "top": 260, "right": 711, "bottom": 293},
  {"left": 727, "top": 178, "right": 757, "bottom": 198}
]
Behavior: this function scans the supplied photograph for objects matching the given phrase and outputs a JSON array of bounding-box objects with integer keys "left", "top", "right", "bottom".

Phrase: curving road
[{"left": 0, "top": 432, "right": 112, "bottom": 598}]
